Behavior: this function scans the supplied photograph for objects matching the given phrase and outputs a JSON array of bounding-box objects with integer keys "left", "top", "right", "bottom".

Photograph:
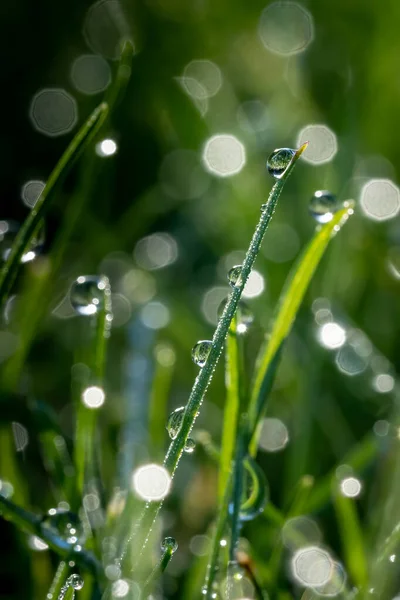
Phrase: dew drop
[
  {"left": 70, "top": 275, "right": 108, "bottom": 316},
  {"left": 166, "top": 406, "right": 185, "bottom": 440},
  {"left": 227, "top": 265, "right": 243, "bottom": 288},
  {"left": 184, "top": 438, "right": 196, "bottom": 453},
  {"left": 42, "top": 509, "right": 83, "bottom": 544},
  {"left": 309, "top": 190, "right": 339, "bottom": 223},
  {"left": 0, "top": 219, "right": 45, "bottom": 263},
  {"left": 161, "top": 536, "right": 178, "bottom": 554},
  {"left": 266, "top": 148, "right": 296, "bottom": 179},
  {"left": 67, "top": 575, "right": 84, "bottom": 591},
  {"left": 191, "top": 340, "right": 213, "bottom": 367}
]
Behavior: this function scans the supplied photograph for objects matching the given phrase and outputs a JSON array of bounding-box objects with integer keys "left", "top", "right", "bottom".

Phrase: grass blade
[
  {"left": 248, "top": 201, "right": 355, "bottom": 452},
  {"left": 0, "top": 102, "right": 108, "bottom": 310}
]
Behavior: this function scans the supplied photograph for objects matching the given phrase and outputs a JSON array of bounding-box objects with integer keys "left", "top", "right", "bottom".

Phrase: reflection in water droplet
[
  {"left": 70, "top": 275, "right": 108, "bottom": 316},
  {"left": 166, "top": 406, "right": 185, "bottom": 440},
  {"left": 161, "top": 536, "right": 178, "bottom": 554},
  {"left": 309, "top": 190, "right": 338, "bottom": 223},
  {"left": 227, "top": 265, "right": 243, "bottom": 288},
  {"left": 266, "top": 148, "right": 296, "bottom": 179},
  {"left": 0, "top": 220, "right": 44, "bottom": 263},
  {"left": 192, "top": 340, "right": 213, "bottom": 367},
  {"left": 184, "top": 438, "right": 196, "bottom": 453}
]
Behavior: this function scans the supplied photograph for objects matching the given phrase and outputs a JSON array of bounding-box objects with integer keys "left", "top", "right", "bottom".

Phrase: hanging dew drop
[
  {"left": 227, "top": 265, "right": 243, "bottom": 288},
  {"left": 161, "top": 536, "right": 178, "bottom": 554},
  {"left": 166, "top": 406, "right": 185, "bottom": 440},
  {"left": 266, "top": 148, "right": 296, "bottom": 179},
  {"left": 191, "top": 340, "right": 212, "bottom": 367},
  {"left": 70, "top": 275, "right": 108, "bottom": 316},
  {"left": 309, "top": 190, "right": 339, "bottom": 223},
  {"left": 67, "top": 575, "right": 84, "bottom": 591},
  {"left": 184, "top": 438, "right": 196, "bottom": 453}
]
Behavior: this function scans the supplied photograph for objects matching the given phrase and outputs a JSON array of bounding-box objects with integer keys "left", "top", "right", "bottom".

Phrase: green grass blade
[
  {"left": 248, "top": 201, "right": 355, "bottom": 452},
  {"left": 0, "top": 102, "right": 108, "bottom": 310},
  {"left": 333, "top": 490, "right": 368, "bottom": 589}
]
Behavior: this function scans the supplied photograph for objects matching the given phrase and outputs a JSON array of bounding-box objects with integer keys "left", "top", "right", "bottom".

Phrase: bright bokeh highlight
[
  {"left": 297, "top": 124, "right": 338, "bottom": 164},
  {"left": 202, "top": 134, "right": 246, "bottom": 177},
  {"left": 258, "top": 2, "right": 314, "bottom": 56},
  {"left": 360, "top": 179, "right": 400, "bottom": 221},
  {"left": 82, "top": 386, "right": 105, "bottom": 409},
  {"left": 132, "top": 463, "right": 171, "bottom": 501}
]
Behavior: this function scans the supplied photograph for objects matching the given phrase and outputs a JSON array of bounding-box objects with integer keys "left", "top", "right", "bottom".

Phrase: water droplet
[
  {"left": 166, "top": 406, "right": 185, "bottom": 440},
  {"left": 266, "top": 148, "right": 296, "bottom": 179},
  {"left": 161, "top": 536, "right": 178, "bottom": 554},
  {"left": 57, "top": 574, "right": 84, "bottom": 599},
  {"left": 68, "top": 575, "right": 84, "bottom": 590},
  {"left": 0, "top": 219, "right": 45, "bottom": 263},
  {"left": 191, "top": 340, "right": 212, "bottom": 367},
  {"left": 184, "top": 438, "right": 196, "bottom": 453},
  {"left": 309, "top": 190, "right": 339, "bottom": 223},
  {"left": 42, "top": 509, "right": 83, "bottom": 544},
  {"left": 70, "top": 275, "right": 108, "bottom": 316},
  {"left": 217, "top": 298, "right": 254, "bottom": 332},
  {"left": 227, "top": 265, "right": 243, "bottom": 288}
]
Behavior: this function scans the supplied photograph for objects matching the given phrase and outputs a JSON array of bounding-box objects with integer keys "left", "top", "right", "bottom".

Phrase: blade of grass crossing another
[{"left": 248, "top": 201, "right": 355, "bottom": 454}]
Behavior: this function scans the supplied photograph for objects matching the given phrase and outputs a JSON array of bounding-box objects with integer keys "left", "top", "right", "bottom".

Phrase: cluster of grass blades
[{"left": 6, "top": 44, "right": 392, "bottom": 600}]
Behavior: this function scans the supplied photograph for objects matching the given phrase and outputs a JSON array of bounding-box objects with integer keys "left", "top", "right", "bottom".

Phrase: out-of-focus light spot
[
  {"left": 71, "top": 54, "right": 111, "bottom": 95},
  {"left": 387, "top": 247, "right": 400, "bottom": 280},
  {"left": 297, "top": 124, "right": 337, "bottom": 165},
  {"left": 0, "top": 480, "right": 14, "bottom": 498},
  {"left": 360, "top": 179, "right": 400, "bottom": 221},
  {"left": 111, "top": 579, "right": 130, "bottom": 598},
  {"left": 105, "top": 564, "right": 121, "bottom": 581},
  {"left": 134, "top": 233, "right": 178, "bottom": 270},
  {"left": 258, "top": 2, "right": 314, "bottom": 56},
  {"left": 316, "top": 561, "right": 346, "bottom": 597},
  {"left": 291, "top": 546, "right": 334, "bottom": 588},
  {"left": 201, "top": 286, "right": 230, "bottom": 325},
  {"left": 82, "top": 386, "right": 105, "bottom": 409},
  {"left": 340, "top": 477, "right": 362, "bottom": 498},
  {"left": 220, "top": 539, "right": 227, "bottom": 547},
  {"left": 122, "top": 269, "right": 156, "bottom": 305},
  {"left": 335, "top": 464, "right": 353, "bottom": 481},
  {"left": 132, "top": 463, "right": 171, "bottom": 501},
  {"left": 262, "top": 223, "right": 300, "bottom": 263},
  {"left": 258, "top": 418, "right": 289, "bottom": 452},
  {"left": 0, "top": 331, "right": 19, "bottom": 363},
  {"left": 282, "top": 517, "right": 322, "bottom": 551},
  {"left": 110, "top": 294, "right": 131, "bottom": 327},
  {"left": 83, "top": 493, "right": 100, "bottom": 511},
  {"left": 83, "top": 0, "right": 130, "bottom": 60},
  {"left": 96, "top": 138, "right": 118, "bottom": 157},
  {"left": 21, "top": 180, "right": 45, "bottom": 208},
  {"left": 30, "top": 89, "right": 78, "bottom": 137},
  {"left": 318, "top": 323, "right": 346, "bottom": 349},
  {"left": 242, "top": 270, "right": 265, "bottom": 299},
  {"left": 12, "top": 422, "right": 29, "bottom": 452},
  {"left": 202, "top": 134, "right": 246, "bottom": 177},
  {"left": 347, "top": 329, "right": 373, "bottom": 358},
  {"left": 237, "top": 100, "right": 269, "bottom": 133},
  {"left": 177, "top": 77, "right": 209, "bottom": 115},
  {"left": 159, "top": 149, "right": 210, "bottom": 200},
  {"left": 189, "top": 534, "right": 210, "bottom": 556},
  {"left": 183, "top": 60, "right": 222, "bottom": 98},
  {"left": 373, "top": 420, "right": 389, "bottom": 437},
  {"left": 314, "top": 309, "right": 333, "bottom": 325},
  {"left": 154, "top": 342, "right": 176, "bottom": 367},
  {"left": 140, "top": 301, "right": 170, "bottom": 330},
  {"left": 28, "top": 536, "right": 49, "bottom": 551},
  {"left": 220, "top": 569, "right": 255, "bottom": 599},
  {"left": 373, "top": 373, "right": 395, "bottom": 394},
  {"left": 335, "top": 346, "right": 367, "bottom": 376},
  {"left": 390, "top": 554, "right": 396, "bottom": 563}
]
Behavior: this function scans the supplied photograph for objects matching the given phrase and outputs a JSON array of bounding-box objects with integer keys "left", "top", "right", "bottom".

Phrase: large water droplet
[
  {"left": 184, "top": 438, "right": 196, "bottom": 453},
  {"left": 166, "top": 406, "right": 185, "bottom": 440},
  {"left": 217, "top": 299, "right": 254, "bottom": 333},
  {"left": 0, "top": 219, "right": 45, "bottom": 263},
  {"left": 227, "top": 265, "right": 243, "bottom": 288},
  {"left": 309, "top": 190, "right": 339, "bottom": 223},
  {"left": 70, "top": 275, "right": 108, "bottom": 316},
  {"left": 161, "top": 536, "right": 178, "bottom": 554},
  {"left": 191, "top": 340, "right": 212, "bottom": 367},
  {"left": 266, "top": 148, "right": 296, "bottom": 179},
  {"left": 68, "top": 575, "right": 84, "bottom": 591}
]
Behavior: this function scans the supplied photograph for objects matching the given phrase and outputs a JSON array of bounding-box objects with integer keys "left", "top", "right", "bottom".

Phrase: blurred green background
[{"left": 1, "top": 0, "right": 400, "bottom": 598}]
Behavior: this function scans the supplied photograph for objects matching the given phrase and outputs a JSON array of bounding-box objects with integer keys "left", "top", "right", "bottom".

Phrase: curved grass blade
[
  {"left": 248, "top": 201, "right": 355, "bottom": 453},
  {"left": 0, "top": 102, "right": 108, "bottom": 310}
]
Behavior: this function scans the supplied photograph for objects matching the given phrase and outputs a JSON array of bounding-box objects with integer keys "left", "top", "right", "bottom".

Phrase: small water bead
[
  {"left": 266, "top": 148, "right": 296, "bottom": 179},
  {"left": 70, "top": 275, "right": 108, "bottom": 316},
  {"left": 227, "top": 265, "right": 243, "bottom": 288},
  {"left": 192, "top": 340, "right": 213, "bottom": 367},
  {"left": 309, "top": 190, "right": 339, "bottom": 223},
  {"left": 68, "top": 575, "right": 84, "bottom": 590},
  {"left": 0, "top": 219, "right": 45, "bottom": 263},
  {"left": 161, "top": 536, "right": 178, "bottom": 554},
  {"left": 166, "top": 406, "right": 185, "bottom": 439},
  {"left": 184, "top": 438, "right": 196, "bottom": 453}
]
